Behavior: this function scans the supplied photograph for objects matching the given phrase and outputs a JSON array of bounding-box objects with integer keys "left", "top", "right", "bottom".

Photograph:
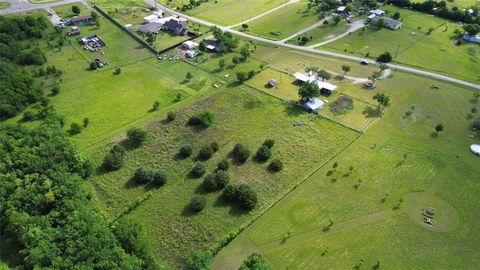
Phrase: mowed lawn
[
  {"left": 87, "top": 87, "right": 359, "bottom": 267},
  {"left": 159, "top": 0, "right": 285, "bottom": 26},
  {"left": 286, "top": 20, "right": 349, "bottom": 46},
  {"left": 214, "top": 71, "right": 480, "bottom": 269},
  {"left": 321, "top": 6, "right": 480, "bottom": 82},
  {"left": 238, "top": 1, "right": 320, "bottom": 40}
]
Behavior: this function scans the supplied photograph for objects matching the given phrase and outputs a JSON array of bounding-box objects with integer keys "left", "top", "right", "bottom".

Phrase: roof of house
[
  {"left": 463, "top": 34, "right": 480, "bottom": 43},
  {"left": 371, "top": 16, "right": 402, "bottom": 27},
  {"left": 316, "top": 81, "right": 338, "bottom": 91},
  {"left": 138, "top": 22, "right": 163, "bottom": 33},
  {"left": 294, "top": 72, "right": 337, "bottom": 91},
  {"left": 337, "top": 6, "right": 346, "bottom": 12},
  {"left": 304, "top": 98, "right": 325, "bottom": 111},
  {"left": 164, "top": 17, "right": 188, "bottom": 32},
  {"left": 369, "top": 9, "right": 386, "bottom": 16},
  {"left": 144, "top": 14, "right": 158, "bottom": 21},
  {"left": 71, "top": 14, "right": 92, "bottom": 22},
  {"left": 183, "top": 40, "right": 199, "bottom": 47},
  {"left": 294, "top": 72, "right": 315, "bottom": 83}
]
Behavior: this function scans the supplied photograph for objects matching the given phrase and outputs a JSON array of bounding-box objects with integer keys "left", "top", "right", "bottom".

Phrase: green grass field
[
  {"left": 286, "top": 20, "right": 349, "bottom": 46},
  {"left": 87, "top": 87, "right": 359, "bottom": 267},
  {"left": 159, "top": 0, "right": 285, "bottom": 26},
  {"left": 412, "top": 0, "right": 480, "bottom": 8},
  {"left": 53, "top": 3, "right": 89, "bottom": 18},
  {"left": 237, "top": 1, "right": 319, "bottom": 40},
  {"left": 214, "top": 70, "right": 480, "bottom": 269},
  {"left": 321, "top": 6, "right": 480, "bottom": 83},
  {"left": 0, "top": 1, "right": 11, "bottom": 9}
]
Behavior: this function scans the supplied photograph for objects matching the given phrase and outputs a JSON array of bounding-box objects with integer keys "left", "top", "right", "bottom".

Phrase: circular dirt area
[{"left": 403, "top": 192, "right": 459, "bottom": 232}]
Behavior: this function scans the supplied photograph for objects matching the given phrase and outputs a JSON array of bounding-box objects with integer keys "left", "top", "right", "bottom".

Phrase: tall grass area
[
  {"left": 321, "top": 5, "right": 480, "bottom": 82},
  {"left": 87, "top": 87, "right": 359, "bottom": 267}
]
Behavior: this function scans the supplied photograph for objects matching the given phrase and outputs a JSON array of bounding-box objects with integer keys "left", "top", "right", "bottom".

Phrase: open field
[
  {"left": 237, "top": 1, "right": 319, "bottom": 40},
  {"left": 0, "top": 1, "right": 11, "bottom": 9},
  {"left": 52, "top": 2, "right": 89, "bottom": 18},
  {"left": 412, "top": 0, "right": 480, "bottom": 8},
  {"left": 88, "top": 87, "right": 359, "bottom": 267},
  {"left": 214, "top": 70, "right": 480, "bottom": 269},
  {"left": 286, "top": 20, "right": 349, "bottom": 46},
  {"left": 158, "top": 0, "right": 286, "bottom": 26},
  {"left": 321, "top": 5, "right": 480, "bottom": 83}
]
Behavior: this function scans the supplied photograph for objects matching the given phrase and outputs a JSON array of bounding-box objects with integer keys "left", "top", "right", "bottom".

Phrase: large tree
[{"left": 298, "top": 81, "right": 320, "bottom": 99}]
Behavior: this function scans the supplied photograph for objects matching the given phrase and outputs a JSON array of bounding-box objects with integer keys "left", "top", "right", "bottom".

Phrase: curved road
[
  {"left": 146, "top": 0, "right": 479, "bottom": 90},
  {"left": 0, "top": 0, "right": 88, "bottom": 15}
]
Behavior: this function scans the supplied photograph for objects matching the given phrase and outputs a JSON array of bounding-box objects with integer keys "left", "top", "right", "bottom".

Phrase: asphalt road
[
  {"left": 145, "top": 0, "right": 480, "bottom": 90},
  {"left": 0, "top": 0, "right": 88, "bottom": 15}
]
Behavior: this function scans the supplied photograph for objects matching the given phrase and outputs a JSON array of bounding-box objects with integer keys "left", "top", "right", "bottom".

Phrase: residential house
[
  {"left": 294, "top": 72, "right": 338, "bottom": 95},
  {"left": 138, "top": 22, "right": 163, "bottom": 34},
  {"left": 185, "top": 50, "right": 199, "bottom": 58},
  {"left": 164, "top": 17, "right": 189, "bottom": 36},
  {"left": 371, "top": 16, "right": 402, "bottom": 30},
  {"left": 68, "top": 14, "right": 93, "bottom": 25},
  {"left": 182, "top": 40, "right": 199, "bottom": 49},
  {"left": 369, "top": 9, "right": 386, "bottom": 16}
]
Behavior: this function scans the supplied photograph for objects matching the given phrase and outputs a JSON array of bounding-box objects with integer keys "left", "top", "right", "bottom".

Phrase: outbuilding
[
  {"left": 369, "top": 9, "right": 386, "bottom": 16},
  {"left": 304, "top": 98, "right": 325, "bottom": 113},
  {"left": 144, "top": 14, "right": 160, "bottom": 24},
  {"left": 138, "top": 22, "right": 163, "bottom": 34},
  {"left": 463, "top": 34, "right": 480, "bottom": 44},
  {"left": 203, "top": 39, "right": 221, "bottom": 53},
  {"left": 267, "top": 79, "right": 277, "bottom": 88},
  {"left": 471, "top": 144, "right": 480, "bottom": 156},
  {"left": 185, "top": 50, "right": 199, "bottom": 58},
  {"left": 68, "top": 14, "right": 93, "bottom": 25},
  {"left": 182, "top": 40, "right": 199, "bottom": 49},
  {"left": 371, "top": 16, "right": 402, "bottom": 30},
  {"left": 315, "top": 81, "right": 338, "bottom": 95}
]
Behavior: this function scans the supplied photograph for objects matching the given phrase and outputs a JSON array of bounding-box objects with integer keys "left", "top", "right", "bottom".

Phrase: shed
[
  {"left": 337, "top": 6, "right": 346, "bottom": 13},
  {"left": 138, "top": 22, "right": 163, "bottom": 34},
  {"left": 203, "top": 39, "right": 221, "bottom": 52},
  {"left": 267, "top": 79, "right": 277, "bottom": 88},
  {"left": 316, "top": 81, "right": 338, "bottom": 94},
  {"left": 369, "top": 9, "right": 386, "bottom": 16},
  {"left": 68, "top": 14, "right": 93, "bottom": 25},
  {"left": 471, "top": 144, "right": 480, "bottom": 156},
  {"left": 304, "top": 98, "right": 325, "bottom": 112},
  {"left": 182, "top": 40, "right": 199, "bottom": 49},
  {"left": 185, "top": 50, "right": 199, "bottom": 58}
]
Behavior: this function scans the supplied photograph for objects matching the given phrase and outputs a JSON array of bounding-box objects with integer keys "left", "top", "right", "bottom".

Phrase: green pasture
[
  {"left": 286, "top": 20, "right": 349, "bottom": 46},
  {"left": 53, "top": 2, "right": 89, "bottom": 19},
  {"left": 412, "top": 0, "right": 480, "bottom": 8},
  {"left": 238, "top": 1, "right": 319, "bottom": 40},
  {"left": 88, "top": 88, "right": 359, "bottom": 267},
  {"left": 159, "top": 0, "right": 285, "bottom": 26},
  {"left": 214, "top": 69, "right": 480, "bottom": 269},
  {"left": 321, "top": 6, "right": 480, "bottom": 82}
]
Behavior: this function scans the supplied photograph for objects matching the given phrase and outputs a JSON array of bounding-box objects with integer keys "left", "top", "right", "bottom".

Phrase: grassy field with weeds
[
  {"left": 286, "top": 20, "right": 349, "bottom": 46},
  {"left": 87, "top": 87, "right": 359, "bottom": 267},
  {"left": 321, "top": 5, "right": 480, "bottom": 82}
]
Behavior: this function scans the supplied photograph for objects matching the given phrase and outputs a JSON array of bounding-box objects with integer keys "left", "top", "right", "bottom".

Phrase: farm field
[
  {"left": 321, "top": 5, "right": 480, "bottom": 82},
  {"left": 412, "top": 0, "right": 480, "bottom": 8},
  {"left": 236, "top": 1, "right": 319, "bottom": 40},
  {"left": 159, "top": 0, "right": 285, "bottom": 26},
  {"left": 87, "top": 87, "right": 360, "bottom": 267},
  {"left": 286, "top": 20, "right": 349, "bottom": 46},
  {"left": 214, "top": 70, "right": 480, "bottom": 269}
]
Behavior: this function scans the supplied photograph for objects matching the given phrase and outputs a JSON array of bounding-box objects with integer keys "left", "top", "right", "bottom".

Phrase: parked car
[{"left": 360, "top": 60, "right": 369, "bottom": 65}]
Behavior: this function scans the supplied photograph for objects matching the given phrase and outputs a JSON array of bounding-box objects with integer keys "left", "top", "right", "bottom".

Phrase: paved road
[
  {"left": 144, "top": 0, "right": 480, "bottom": 90},
  {"left": 0, "top": 0, "right": 88, "bottom": 15},
  {"left": 308, "top": 19, "right": 365, "bottom": 48},
  {"left": 226, "top": 0, "right": 299, "bottom": 29}
]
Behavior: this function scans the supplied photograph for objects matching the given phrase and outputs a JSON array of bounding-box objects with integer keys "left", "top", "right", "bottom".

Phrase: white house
[
  {"left": 371, "top": 16, "right": 402, "bottom": 30},
  {"left": 143, "top": 14, "right": 160, "bottom": 24},
  {"left": 294, "top": 72, "right": 338, "bottom": 94},
  {"left": 315, "top": 81, "right": 338, "bottom": 94},
  {"left": 138, "top": 22, "right": 163, "bottom": 34},
  {"left": 304, "top": 98, "right": 325, "bottom": 113},
  {"left": 185, "top": 50, "right": 199, "bottom": 58},
  {"left": 369, "top": 9, "right": 386, "bottom": 16},
  {"left": 182, "top": 40, "right": 199, "bottom": 49}
]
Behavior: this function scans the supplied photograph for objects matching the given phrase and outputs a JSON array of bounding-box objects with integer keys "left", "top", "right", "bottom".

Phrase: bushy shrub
[
  {"left": 50, "top": 85, "right": 60, "bottom": 96},
  {"left": 134, "top": 167, "right": 154, "bottom": 184},
  {"left": 167, "top": 111, "right": 177, "bottom": 121},
  {"left": 239, "top": 253, "right": 272, "bottom": 270},
  {"left": 262, "top": 139, "right": 275, "bottom": 149},
  {"left": 255, "top": 145, "right": 272, "bottom": 162},
  {"left": 183, "top": 250, "right": 212, "bottom": 270},
  {"left": 179, "top": 145, "right": 193, "bottom": 158},
  {"left": 473, "top": 119, "right": 480, "bottom": 130},
  {"left": 69, "top": 122, "right": 82, "bottom": 135},
  {"left": 210, "top": 141, "right": 219, "bottom": 152},
  {"left": 127, "top": 127, "right": 148, "bottom": 147},
  {"left": 190, "top": 162, "right": 206, "bottom": 178},
  {"left": 153, "top": 170, "right": 167, "bottom": 186},
  {"left": 232, "top": 143, "right": 250, "bottom": 163},
  {"left": 222, "top": 184, "right": 258, "bottom": 210},
  {"left": 188, "top": 111, "right": 214, "bottom": 128},
  {"left": 203, "top": 171, "right": 229, "bottom": 191},
  {"left": 217, "top": 159, "right": 230, "bottom": 171},
  {"left": 104, "top": 145, "right": 126, "bottom": 171},
  {"left": 198, "top": 144, "right": 214, "bottom": 160},
  {"left": 22, "top": 110, "right": 35, "bottom": 121},
  {"left": 189, "top": 196, "right": 206, "bottom": 213},
  {"left": 269, "top": 159, "right": 283, "bottom": 172}
]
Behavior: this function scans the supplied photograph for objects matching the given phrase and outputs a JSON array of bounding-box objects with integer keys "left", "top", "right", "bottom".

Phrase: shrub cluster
[
  {"left": 217, "top": 159, "right": 230, "bottom": 171},
  {"left": 232, "top": 143, "right": 250, "bottom": 163},
  {"left": 153, "top": 170, "right": 167, "bottom": 186},
  {"left": 104, "top": 144, "right": 126, "bottom": 171},
  {"left": 203, "top": 171, "right": 230, "bottom": 192},
  {"left": 188, "top": 111, "right": 214, "bottom": 128},
  {"left": 269, "top": 159, "right": 284, "bottom": 172},
  {"left": 133, "top": 167, "right": 154, "bottom": 184},
  {"left": 222, "top": 184, "right": 258, "bottom": 210},
  {"left": 167, "top": 111, "right": 177, "bottom": 121},
  {"left": 126, "top": 127, "right": 148, "bottom": 147},
  {"left": 191, "top": 162, "right": 207, "bottom": 178},
  {"left": 179, "top": 145, "right": 193, "bottom": 158},
  {"left": 189, "top": 196, "right": 206, "bottom": 213},
  {"left": 198, "top": 142, "right": 219, "bottom": 160}
]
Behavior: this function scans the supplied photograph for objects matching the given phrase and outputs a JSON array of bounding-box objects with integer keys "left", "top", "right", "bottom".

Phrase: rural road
[
  {"left": 0, "top": 0, "right": 88, "bottom": 15},
  {"left": 278, "top": 15, "right": 332, "bottom": 43},
  {"left": 144, "top": 0, "right": 480, "bottom": 90}
]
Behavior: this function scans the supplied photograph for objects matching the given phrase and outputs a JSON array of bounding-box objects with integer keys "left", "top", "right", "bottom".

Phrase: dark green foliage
[
  {"left": 203, "top": 171, "right": 230, "bottom": 191},
  {"left": 472, "top": 119, "right": 480, "bottom": 130},
  {"left": 179, "top": 145, "right": 193, "bottom": 158},
  {"left": 50, "top": 85, "right": 60, "bottom": 96},
  {"left": 210, "top": 141, "right": 219, "bottom": 152},
  {"left": 167, "top": 111, "right": 177, "bottom": 121},
  {"left": 189, "top": 196, "right": 206, "bottom": 213},
  {"left": 298, "top": 81, "right": 320, "bottom": 99},
  {"left": 463, "top": 24, "right": 480, "bottom": 35},
  {"left": 329, "top": 96, "right": 354, "bottom": 115},
  {"left": 104, "top": 144, "right": 126, "bottom": 171},
  {"left": 17, "top": 47, "right": 47, "bottom": 65},
  {"left": 113, "top": 218, "right": 155, "bottom": 267},
  {"left": 0, "top": 61, "right": 42, "bottom": 120},
  {"left": 373, "top": 93, "right": 390, "bottom": 107},
  {"left": 83, "top": 117, "right": 89, "bottom": 128},
  {"left": 22, "top": 110, "right": 36, "bottom": 121},
  {"left": 377, "top": 51, "right": 392, "bottom": 63},
  {"left": 188, "top": 111, "right": 214, "bottom": 128},
  {"left": 211, "top": 26, "right": 239, "bottom": 52},
  {"left": 183, "top": 250, "right": 212, "bottom": 270},
  {"left": 127, "top": 127, "right": 148, "bottom": 147},
  {"left": 232, "top": 143, "right": 251, "bottom": 164},
  {"left": 269, "top": 159, "right": 283, "bottom": 172},
  {"left": 0, "top": 124, "right": 144, "bottom": 269},
  {"left": 151, "top": 101, "right": 160, "bottom": 111},
  {"left": 199, "top": 144, "right": 215, "bottom": 160},
  {"left": 435, "top": 123, "right": 444, "bottom": 132},
  {"left": 69, "top": 122, "right": 82, "bottom": 135},
  {"left": 255, "top": 145, "right": 272, "bottom": 162},
  {"left": 90, "top": 62, "right": 97, "bottom": 70},
  {"left": 134, "top": 167, "right": 154, "bottom": 184},
  {"left": 239, "top": 253, "right": 272, "bottom": 270},
  {"left": 153, "top": 170, "right": 167, "bottom": 186},
  {"left": 262, "top": 139, "right": 275, "bottom": 149},
  {"left": 114, "top": 68, "right": 122, "bottom": 75},
  {"left": 217, "top": 159, "right": 230, "bottom": 171},
  {"left": 222, "top": 184, "right": 258, "bottom": 210},
  {"left": 191, "top": 162, "right": 206, "bottom": 178},
  {"left": 71, "top": 5, "right": 81, "bottom": 15}
]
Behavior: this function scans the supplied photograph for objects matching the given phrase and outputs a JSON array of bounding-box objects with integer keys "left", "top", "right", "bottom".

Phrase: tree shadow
[
  {"left": 181, "top": 204, "right": 199, "bottom": 217},
  {"left": 430, "top": 132, "right": 439, "bottom": 138},
  {"left": 283, "top": 102, "right": 304, "bottom": 117},
  {"left": 119, "top": 139, "right": 140, "bottom": 151},
  {"left": 212, "top": 196, "right": 248, "bottom": 216},
  {"left": 124, "top": 176, "right": 140, "bottom": 189},
  {"left": 194, "top": 183, "right": 209, "bottom": 195}
]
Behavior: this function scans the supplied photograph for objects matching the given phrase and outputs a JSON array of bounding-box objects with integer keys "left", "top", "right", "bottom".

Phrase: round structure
[{"left": 470, "top": 144, "right": 480, "bottom": 157}]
